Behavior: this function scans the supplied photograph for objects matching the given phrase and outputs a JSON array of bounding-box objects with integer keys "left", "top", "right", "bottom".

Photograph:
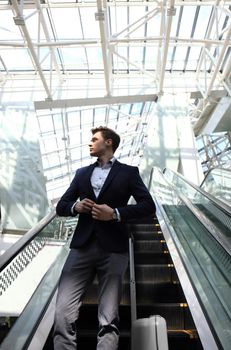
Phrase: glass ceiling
[
  {"left": 0, "top": 0, "right": 231, "bottom": 200},
  {"left": 36, "top": 101, "right": 153, "bottom": 200}
]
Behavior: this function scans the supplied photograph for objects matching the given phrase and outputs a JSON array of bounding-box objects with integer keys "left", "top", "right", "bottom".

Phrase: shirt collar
[{"left": 96, "top": 156, "right": 116, "bottom": 167}]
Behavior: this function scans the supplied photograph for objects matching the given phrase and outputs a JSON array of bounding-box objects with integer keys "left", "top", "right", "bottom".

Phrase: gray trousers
[{"left": 53, "top": 236, "right": 128, "bottom": 350}]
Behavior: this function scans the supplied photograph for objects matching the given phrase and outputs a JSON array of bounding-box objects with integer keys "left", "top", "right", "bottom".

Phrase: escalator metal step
[
  {"left": 129, "top": 224, "right": 160, "bottom": 232},
  {"left": 134, "top": 239, "right": 166, "bottom": 252},
  {"left": 84, "top": 281, "right": 185, "bottom": 304},
  {"left": 134, "top": 282, "right": 185, "bottom": 304},
  {"left": 134, "top": 251, "right": 172, "bottom": 264},
  {"left": 127, "top": 263, "right": 178, "bottom": 283},
  {"left": 132, "top": 231, "right": 164, "bottom": 240}
]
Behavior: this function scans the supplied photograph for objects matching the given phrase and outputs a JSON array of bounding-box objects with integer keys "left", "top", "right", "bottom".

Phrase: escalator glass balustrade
[
  {"left": 0, "top": 211, "right": 76, "bottom": 350},
  {"left": 150, "top": 167, "right": 231, "bottom": 350}
]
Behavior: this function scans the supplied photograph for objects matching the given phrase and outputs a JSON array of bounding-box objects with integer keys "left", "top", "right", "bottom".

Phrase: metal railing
[{"left": 0, "top": 210, "right": 56, "bottom": 273}]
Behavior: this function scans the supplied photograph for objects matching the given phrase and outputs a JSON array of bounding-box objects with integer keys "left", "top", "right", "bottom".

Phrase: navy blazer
[{"left": 56, "top": 160, "right": 155, "bottom": 252}]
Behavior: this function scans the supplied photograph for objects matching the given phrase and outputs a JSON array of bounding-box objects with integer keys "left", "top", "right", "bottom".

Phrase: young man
[{"left": 53, "top": 126, "right": 155, "bottom": 350}]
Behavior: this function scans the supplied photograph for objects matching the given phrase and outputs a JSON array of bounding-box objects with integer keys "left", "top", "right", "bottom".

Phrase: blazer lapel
[
  {"left": 97, "top": 160, "right": 121, "bottom": 200},
  {"left": 83, "top": 162, "right": 97, "bottom": 200}
]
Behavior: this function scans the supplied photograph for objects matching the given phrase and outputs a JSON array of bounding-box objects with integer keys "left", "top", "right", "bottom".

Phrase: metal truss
[
  {"left": 197, "top": 132, "right": 231, "bottom": 172},
  {"left": 0, "top": 0, "right": 230, "bottom": 107},
  {"left": 190, "top": 0, "right": 231, "bottom": 135}
]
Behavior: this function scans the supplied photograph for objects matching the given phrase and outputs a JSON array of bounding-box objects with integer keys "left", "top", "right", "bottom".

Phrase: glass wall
[{"left": 0, "top": 108, "right": 49, "bottom": 232}]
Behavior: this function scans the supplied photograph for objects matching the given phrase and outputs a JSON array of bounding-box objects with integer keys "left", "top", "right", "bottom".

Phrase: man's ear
[{"left": 106, "top": 139, "right": 112, "bottom": 146}]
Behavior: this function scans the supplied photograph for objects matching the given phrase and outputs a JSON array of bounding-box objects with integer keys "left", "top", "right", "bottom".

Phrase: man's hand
[
  {"left": 75, "top": 198, "right": 95, "bottom": 214},
  {"left": 91, "top": 204, "right": 114, "bottom": 221}
]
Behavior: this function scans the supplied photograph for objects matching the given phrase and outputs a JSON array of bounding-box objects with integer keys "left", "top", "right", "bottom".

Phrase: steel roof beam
[
  {"left": 159, "top": 0, "right": 176, "bottom": 94},
  {"left": 2, "top": 1, "right": 231, "bottom": 11},
  {"left": 11, "top": 0, "right": 52, "bottom": 98},
  {"left": 96, "top": 0, "right": 111, "bottom": 96},
  {"left": 34, "top": 94, "right": 158, "bottom": 110},
  {"left": 1, "top": 37, "right": 230, "bottom": 48}
]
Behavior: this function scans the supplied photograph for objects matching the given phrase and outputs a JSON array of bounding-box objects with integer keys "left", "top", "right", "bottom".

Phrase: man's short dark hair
[{"left": 91, "top": 126, "right": 120, "bottom": 152}]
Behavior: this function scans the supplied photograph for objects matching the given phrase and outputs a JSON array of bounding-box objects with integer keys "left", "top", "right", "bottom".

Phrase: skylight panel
[
  {"left": 129, "top": 46, "right": 145, "bottom": 69},
  {"left": 113, "top": 46, "right": 129, "bottom": 71},
  {"left": 146, "top": 11, "right": 161, "bottom": 37},
  {"left": 0, "top": 49, "right": 34, "bottom": 71},
  {"left": 170, "top": 5, "right": 181, "bottom": 37},
  {"left": 186, "top": 47, "right": 202, "bottom": 71},
  {"left": 67, "top": 110, "right": 81, "bottom": 128},
  {"left": 50, "top": 1, "right": 78, "bottom": 3},
  {"left": 60, "top": 47, "right": 90, "bottom": 70},
  {"left": 0, "top": 11, "right": 22, "bottom": 41},
  {"left": 166, "top": 46, "right": 175, "bottom": 71},
  {"left": 120, "top": 104, "right": 133, "bottom": 115},
  {"left": 193, "top": 5, "right": 212, "bottom": 39},
  {"left": 94, "top": 107, "right": 107, "bottom": 124},
  {"left": 171, "top": 47, "right": 188, "bottom": 71},
  {"left": 109, "top": 6, "right": 128, "bottom": 37},
  {"left": 44, "top": 154, "right": 61, "bottom": 168},
  {"left": 129, "top": 6, "right": 147, "bottom": 37},
  {"left": 80, "top": 108, "right": 94, "bottom": 126},
  {"left": 38, "top": 115, "right": 55, "bottom": 133},
  {"left": 41, "top": 138, "right": 58, "bottom": 154},
  {"left": 85, "top": 47, "right": 103, "bottom": 70},
  {"left": 178, "top": 6, "right": 197, "bottom": 38},
  {"left": 48, "top": 8, "right": 83, "bottom": 40},
  {"left": 79, "top": 7, "right": 100, "bottom": 39},
  {"left": 52, "top": 113, "right": 63, "bottom": 132}
]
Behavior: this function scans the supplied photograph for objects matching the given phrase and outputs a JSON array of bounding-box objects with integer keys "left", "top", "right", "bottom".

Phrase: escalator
[
  {"left": 151, "top": 167, "right": 231, "bottom": 350},
  {"left": 0, "top": 167, "right": 231, "bottom": 350}
]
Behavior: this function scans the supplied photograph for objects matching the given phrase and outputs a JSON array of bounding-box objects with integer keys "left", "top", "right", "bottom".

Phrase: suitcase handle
[{"left": 129, "top": 234, "right": 137, "bottom": 323}]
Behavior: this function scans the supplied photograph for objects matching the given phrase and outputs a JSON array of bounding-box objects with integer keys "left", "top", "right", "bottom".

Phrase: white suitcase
[{"left": 131, "top": 315, "right": 169, "bottom": 350}]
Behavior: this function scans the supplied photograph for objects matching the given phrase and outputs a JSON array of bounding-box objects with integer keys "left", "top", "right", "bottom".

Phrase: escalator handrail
[
  {"left": 200, "top": 166, "right": 231, "bottom": 188},
  {"left": 163, "top": 167, "right": 231, "bottom": 217},
  {"left": 0, "top": 209, "right": 56, "bottom": 272}
]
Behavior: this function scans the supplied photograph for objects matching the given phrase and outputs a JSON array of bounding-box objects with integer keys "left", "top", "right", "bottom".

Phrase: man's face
[{"left": 89, "top": 131, "right": 111, "bottom": 157}]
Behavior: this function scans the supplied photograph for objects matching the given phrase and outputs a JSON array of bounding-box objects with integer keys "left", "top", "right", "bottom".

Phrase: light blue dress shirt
[{"left": 91, "top": 157, "right": 115, "bottom": 198}]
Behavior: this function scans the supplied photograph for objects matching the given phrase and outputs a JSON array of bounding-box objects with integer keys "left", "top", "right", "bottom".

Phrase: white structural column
[
  {"left": 158, "top": 0, "right": 176, "bottom": 95},
  {"left": 175, "top": 116, "right": 204, "bottom": 184},
  {"left": 11, "top": 0, "right": 52, "bottom": 99},
  {"left": 96, "top": 0, "right": 111, "bottom": 97}
]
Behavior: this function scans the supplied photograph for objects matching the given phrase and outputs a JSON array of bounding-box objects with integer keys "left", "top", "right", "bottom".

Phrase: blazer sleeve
[
  {"left": 56, "top": 171, "right": 80, "bottom": 217},
  {"left": 117, "top": 167, "right": 156, "bottom": 220}
]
